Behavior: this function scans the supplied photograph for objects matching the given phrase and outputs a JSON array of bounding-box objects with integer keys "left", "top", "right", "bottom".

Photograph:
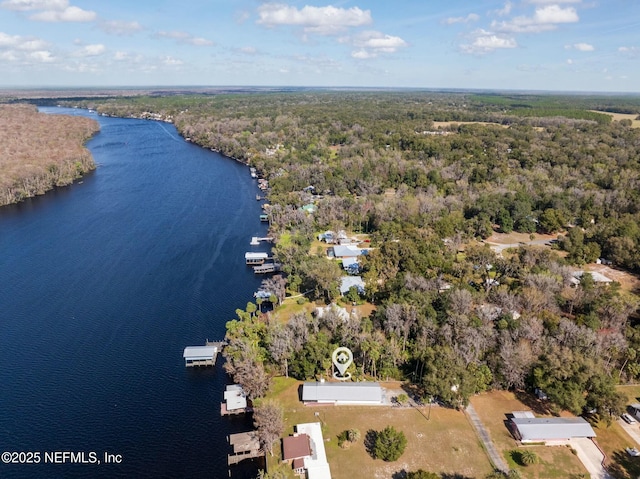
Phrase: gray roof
[
  {"left": 183, "top": 346, "right": 216, "bottom": 360},
  {"left": 332, "top": 245, "right": 362, "bottom": 258},
  {"left": 339, "top": 276, "right": 365, "bottom": 294},
  {"left": 245, "top": 252, "right": 269, "bottom": 260},
  {"left": 512, "top": 417, "right": 596, "bottom": 441},
  {"left": 302, "top": 382, "right": 382, "bottom": 404}
]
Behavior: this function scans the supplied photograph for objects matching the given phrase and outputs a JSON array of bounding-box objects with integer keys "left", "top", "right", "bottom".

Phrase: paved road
[
  {"left": 617, "top": 417, "right": 640, "bottom": 445},
  {"left": 465, "top": 404, "right": 509, "bottom": 473}
]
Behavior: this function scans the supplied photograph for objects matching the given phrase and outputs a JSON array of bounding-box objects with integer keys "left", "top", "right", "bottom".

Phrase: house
[
  {"left": 339, "top": 276, "right": 365, "bottom": 296},
  {"left": 571, "top": 270, "right": 613, "bottom": 286},
  {"left": 282, "top": 433, "right": 312, "bottom": 475},
  {"left": 341, "top": 257, "right": 359, "bottom": 274},
  {"left": 293, "top": 422, "right": 332, "bottom": 479},
  {"left": 510, "top": 416, "right": 596, "bottom": 443},
  {"left": 330, "top": 245, "right": 362, "bottom": 258},
  {"left": 302, "top": 381, "right": 383, "bottom": 405}
]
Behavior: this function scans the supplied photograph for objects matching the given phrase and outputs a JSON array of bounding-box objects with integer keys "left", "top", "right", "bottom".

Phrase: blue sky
[{"left": 0, "top": 0, "right": 638, "bottom": 92}]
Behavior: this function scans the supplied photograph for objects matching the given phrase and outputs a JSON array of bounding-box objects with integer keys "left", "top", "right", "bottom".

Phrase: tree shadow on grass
[
  {"left": 513, "top": 389, "right": 554, "bottom": 416},
  {"left": 441, "top": 474, "right": 475, "bottom": 479},
  {"left": 364, "top": 429, "right": 377, "bottom": 458},
  {"left": 391, "top": 470, "right": 407, "bottom": 479}
]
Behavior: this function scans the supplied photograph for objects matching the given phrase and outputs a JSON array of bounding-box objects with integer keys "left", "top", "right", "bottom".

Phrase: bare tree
[{"left": 253, "top": 401, "right": 284, "bottom": 456}]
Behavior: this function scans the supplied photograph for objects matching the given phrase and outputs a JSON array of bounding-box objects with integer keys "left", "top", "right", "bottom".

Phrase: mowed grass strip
[
  {"left": 470, "top": 391, "right": 587, "bottom": 479},
  {"left": 268, "top": 378, "right": 493, "bottom": 479}
]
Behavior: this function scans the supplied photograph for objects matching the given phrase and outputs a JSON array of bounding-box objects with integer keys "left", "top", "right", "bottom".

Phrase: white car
[
  {"left": 622, "top": 413, "right": 637, "bottom": 424},
  {"left": 626, "top": 447, "right": 640, "bottom": 457}
]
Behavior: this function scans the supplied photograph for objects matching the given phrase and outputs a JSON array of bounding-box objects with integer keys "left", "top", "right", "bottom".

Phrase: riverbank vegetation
[
  {"left": 58, "top": 91, "right": 640, "bottom": 419},
  {"left": 0, "top": 104, "right": 99, "bottom": 206}
]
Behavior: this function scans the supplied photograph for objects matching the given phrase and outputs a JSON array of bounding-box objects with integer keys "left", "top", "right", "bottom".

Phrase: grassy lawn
[
  {"left": 267, "top": 377, "right": 493, "bottom": 479},
  {"left": 470, "top": 391, "right": 587, "bottom": 479}
]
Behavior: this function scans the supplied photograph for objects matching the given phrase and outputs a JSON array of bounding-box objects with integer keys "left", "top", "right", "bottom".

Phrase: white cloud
[
  {"left": 527, "top": 0, "right": 581, "bottom": 3},
  {"left": 2, "top": 0, "right": 96, "bottom": 22},
  {"left": 30, "top": 5, "right": 95, "bottom": 21},
  {"left": 619, "top": 46, "right": 640, "bottom": 58},
  {"left": 346, "top": 30, "right": 408, "bottom": 59},
  {"left": 29, "top": 50, "right": 54, "bottom": 62},
  {"left": 567, "top": 58, "right": 573, "bottom": 64},
  {"left": 155, "top": 30, "right": 214, "bottom": 46},
  {"left": 163, "top": 56, "right": 183, "bottom": 66},
  {"left": 461, "top": 29, "right": 517, "bottom": 54},
  {"left": 239, "top": 46, "right": 257, "bottom": 55},
  {"left": 443, "top": 13, "right": 480, "bottom": 25},
  {"left": 99, "top": 20, "right": 143, "bottom": 36},
  {"left": 0, "top": 0, "right": 67, "bottom": 11},
  {"left": 74, "top": 43, "right": 105, "bottom": 57},
  {"left": 495, "top": 1, "right": 513, "bottom": 16},
  {"left": 0, "top": 31, "right": 20, "bottom": 47},
  {"left": 257, "top": 3, "right": 372, "bottom": 35},
  {"left": 570, "top": 42, "right": 594, "bottom": 51},
  {"left": 493, "top": 5, "right": 579, "bottom": 33},
  {"left": 0, "top": 31, "right": 48, "bottom": 51}
]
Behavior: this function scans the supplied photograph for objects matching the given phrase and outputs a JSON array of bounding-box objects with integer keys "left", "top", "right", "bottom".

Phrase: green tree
[
  {"left": 407, "top": 470, "right": 440, "bottom": 479},
  {"left": 373, "top": 426, "right": 407, "bottom": 461}
]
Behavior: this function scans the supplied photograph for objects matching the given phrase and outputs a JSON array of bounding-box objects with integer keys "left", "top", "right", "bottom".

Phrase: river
[{"left": 0, "top": 107, "right": 268, "bottom": 478}]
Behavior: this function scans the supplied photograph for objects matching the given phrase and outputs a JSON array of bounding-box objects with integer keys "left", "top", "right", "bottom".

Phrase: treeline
[
  {"left": 0, "top": 104, "right": 99, "bottom": 206},
  {"left": 69, "top": 91, "right": 640, "bottom": 417}
]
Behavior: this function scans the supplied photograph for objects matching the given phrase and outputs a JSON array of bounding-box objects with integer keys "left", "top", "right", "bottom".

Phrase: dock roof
[
  {"left": 183, "top": 346, "right": 217, "bottom": 361},
  {"left": 245, "top": 252, "right": 269, "bottom": 260}
]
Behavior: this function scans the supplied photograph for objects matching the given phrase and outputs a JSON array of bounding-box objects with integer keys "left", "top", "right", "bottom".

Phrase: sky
[{"left": 0, "top": 0, "right": 639, "bottom": 92}]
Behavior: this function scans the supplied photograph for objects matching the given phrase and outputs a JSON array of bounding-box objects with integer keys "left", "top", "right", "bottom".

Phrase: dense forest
[
  {"left": 0, "top": 104, "right": 99, "bottom": 206},
  {"left": 57, "top": 91, "right": 640, "bottom": 419}
]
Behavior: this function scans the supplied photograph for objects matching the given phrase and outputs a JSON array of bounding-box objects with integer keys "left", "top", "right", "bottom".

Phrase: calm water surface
[{"left": 0, "top": 108, "right": 268, "bottom": 478}]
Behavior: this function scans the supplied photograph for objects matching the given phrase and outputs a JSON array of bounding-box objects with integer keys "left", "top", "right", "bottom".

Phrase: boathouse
[
  {"left": 245, "top": 252, "right": 269, "bottom": 265},
  {"left": 221, "top": 384, "right": 250, "bottom": 416},
  {"left": 183, "top": 345, "right": 218, "bottom": 367}
]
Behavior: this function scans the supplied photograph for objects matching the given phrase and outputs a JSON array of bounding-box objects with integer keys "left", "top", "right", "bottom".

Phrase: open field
[
  {"left": 470, "top": 391, "right": 587, "bottom": 479},
  {"left": 267, "top": 378, "right": 493, "bottom": 479},
  {"left": 591, "top": 111, "right": 640, "bottom": 128}
]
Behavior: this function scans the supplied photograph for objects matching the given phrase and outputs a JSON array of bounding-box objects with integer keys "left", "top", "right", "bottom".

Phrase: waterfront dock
[
  {"left": 228, "top": 432, "right": 263, "bottom": 466},
  {"left": 253, "top": 263, "right": 281, "bottom": 274},
  {"left": 182, "top": 340, "right": 226, "bottom": 367},
  {"left": 250, "top": 236, "right": 273, "bottom": 245}
]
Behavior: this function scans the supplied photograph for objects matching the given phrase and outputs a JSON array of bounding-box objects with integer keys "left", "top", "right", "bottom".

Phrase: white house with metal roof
[
  {"left": 295, "top": 422, "right": 332, "bottom": 479},
  {"left": 302, "top": 381, "right": 383, "bottom": 405},
  {"left": 510, "top": 416, "right": 596, "bottom": 443}
]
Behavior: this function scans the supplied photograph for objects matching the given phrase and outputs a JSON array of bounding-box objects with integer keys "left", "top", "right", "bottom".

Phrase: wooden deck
[{"left": 228, "top": 431, "right": 264, "bottom": 465}]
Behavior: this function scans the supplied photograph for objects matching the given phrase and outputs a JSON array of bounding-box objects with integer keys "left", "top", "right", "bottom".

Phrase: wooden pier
[
  {"left": 228, "top": 431, "right": 264, "bottom": 466},
  {"left": 253, "top": 263, "right": 281, "bottom": 274}
]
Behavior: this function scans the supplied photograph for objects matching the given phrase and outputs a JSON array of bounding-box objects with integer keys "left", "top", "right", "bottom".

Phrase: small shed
[
  {"left": 183, "top": 345, "right": 217, "bottom": 367},
  {"left": 302, "top": 382, "right": 383, "bottom": 405}
]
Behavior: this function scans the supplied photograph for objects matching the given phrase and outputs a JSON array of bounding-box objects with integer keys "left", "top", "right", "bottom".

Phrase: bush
[
  {"left": 337, "top": 428, "right": 361, "bottom": 448},
  {"left": 520, "top": 449, "right": 539, "bottom": 465},
  {"left": 372, "top": 426, "right": 407, "bottom": 461}
]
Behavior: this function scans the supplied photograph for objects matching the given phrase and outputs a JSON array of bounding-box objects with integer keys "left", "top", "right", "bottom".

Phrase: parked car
[
  {"left": 622, "top": 413, "right": 637, "bottom": 424},
  {"left": 626, "top": 447, "right": 640, "bottom": 457}
]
